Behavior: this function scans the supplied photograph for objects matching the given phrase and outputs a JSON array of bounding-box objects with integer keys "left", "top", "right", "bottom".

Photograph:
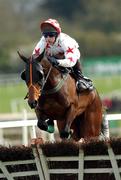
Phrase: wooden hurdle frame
[
  {"left": 0, "top": 141, "right": 121, "bottom": 180},
  {"left": 0, "top": 144, "right": 45, "bottom": 180},
  {"left": 35, "top": 143, "right": 121, "bottom": 180}
]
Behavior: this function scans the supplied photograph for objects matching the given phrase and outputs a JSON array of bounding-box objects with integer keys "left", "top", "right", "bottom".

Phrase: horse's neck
[{"left": 41, "top": 58, "right": 62, "bottom": 88}]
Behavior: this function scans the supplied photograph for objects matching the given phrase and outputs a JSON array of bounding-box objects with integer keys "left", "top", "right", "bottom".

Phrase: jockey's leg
[{"left": 73, "top": 60, "right": 94, "bottom": 92}]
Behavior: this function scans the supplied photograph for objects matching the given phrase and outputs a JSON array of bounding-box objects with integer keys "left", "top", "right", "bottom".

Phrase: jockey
[{"left": 33, "top": 18, "right": 93, "bottom": 92}]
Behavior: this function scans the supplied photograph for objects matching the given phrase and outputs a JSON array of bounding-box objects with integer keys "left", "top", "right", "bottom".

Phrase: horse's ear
[
  {"left": 17, "top": 51, "right": 28, "bottom": 63},
  {"left": 36, "top": 49, "right": 45, "bottom": 62}
]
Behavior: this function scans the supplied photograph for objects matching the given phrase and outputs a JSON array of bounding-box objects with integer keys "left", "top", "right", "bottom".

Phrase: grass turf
[{"left": 0, "top": 75, "right": 121, "bottom": 113}]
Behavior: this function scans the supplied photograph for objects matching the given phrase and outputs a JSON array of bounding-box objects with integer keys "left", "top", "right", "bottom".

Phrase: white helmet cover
[{"left": 40, "top": 19, "right": 61, "bottom": 34}]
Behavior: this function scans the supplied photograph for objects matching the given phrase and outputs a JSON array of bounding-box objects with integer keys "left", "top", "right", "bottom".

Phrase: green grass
[
  {"left": 0, "top": 75, "right": 121, "bottom": 113},
  {"left": 0, "top": 83, "right": 29, "bottom": 113},
  {"left": 92, "top": 75, "right": 121, "bottom": 95}
]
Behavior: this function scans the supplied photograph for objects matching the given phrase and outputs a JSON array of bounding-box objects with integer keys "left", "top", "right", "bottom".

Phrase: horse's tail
[
  {"left": 94, "top": 88, "right": 110, "bottom": 139},
  {"left": 100, "top": 108, "right": 110, "bottom": 139}
]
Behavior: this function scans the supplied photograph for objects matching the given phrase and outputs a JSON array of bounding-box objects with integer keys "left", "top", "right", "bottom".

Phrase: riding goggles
[{"left": 42, "top": 32, "right": 58, "bottom": 38}]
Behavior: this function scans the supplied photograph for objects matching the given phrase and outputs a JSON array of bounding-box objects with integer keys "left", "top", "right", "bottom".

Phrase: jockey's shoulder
[
  {"left": 37, "top": 36, "right": 46, "bottom": 45},
  {"left": 59, "top": 32, "right": 72, "bottom": 40},
  {"left": 59, "top": 32, "right": 79, "bottom": 48},
  {"left": 40, "top": 36, "right": 46, "bottom": 42}
]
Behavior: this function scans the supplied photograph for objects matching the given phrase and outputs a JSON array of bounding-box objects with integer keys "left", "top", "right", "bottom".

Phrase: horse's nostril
[
  {"left": 28, "top": 100, "right": 37, "bottom": 109},
  {"left": 33, "top": 101, "right": 37, "bottom": 107}
]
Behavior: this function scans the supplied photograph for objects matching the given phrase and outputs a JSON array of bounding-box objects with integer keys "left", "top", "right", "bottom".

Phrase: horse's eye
[
  {"left": 20, "top": 70, "right": 26, "bottom": 81},
  {"left": 37, "top": 71, "right": 44, "bottom": 85},
  {"left": 38, "top": 71, "right": 44, "bottom": 79}
]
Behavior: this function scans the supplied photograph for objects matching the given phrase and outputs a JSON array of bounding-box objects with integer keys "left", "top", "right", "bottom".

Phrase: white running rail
[{"left": 0, "top": 112, "right": 121, "bottom": 145}]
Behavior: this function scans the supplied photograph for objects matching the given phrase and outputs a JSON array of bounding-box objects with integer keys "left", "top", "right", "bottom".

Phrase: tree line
[{"left": 0, "top": 0, "right": 121, "bottom": 73}]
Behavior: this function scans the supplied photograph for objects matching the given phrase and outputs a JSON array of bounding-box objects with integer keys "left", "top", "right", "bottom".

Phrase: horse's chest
[
  {"left": 39, "top": 93, "right": 69, "bottom": 110},
  {"left": 39, "top": 98, "right": 66, "bottom": 118},
  {"left": 41, "top": 101, "right": 63, "bottom": 111}
]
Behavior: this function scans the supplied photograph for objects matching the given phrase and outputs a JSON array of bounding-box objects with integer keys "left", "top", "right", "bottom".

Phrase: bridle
[
  {"left": 41, "top": 64, "right": 53, "bottom": 92},
  {"left": 25, "top": 56, "right": 41, "bottom": 99},
  {"left": 25, "top": 57, "right": 69, "bottom": 99}
]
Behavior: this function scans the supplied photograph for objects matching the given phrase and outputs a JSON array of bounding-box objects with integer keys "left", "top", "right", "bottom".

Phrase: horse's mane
[
  {"left": 40, "top": 57, "right": 66, "bottom": 78},
  {"left": 40, "top": 57, "right": 51, "bottom": 67}
]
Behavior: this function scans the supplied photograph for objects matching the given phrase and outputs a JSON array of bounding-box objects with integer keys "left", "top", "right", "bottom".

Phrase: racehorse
[{"left": 18, "top": 51, "right": 103, "bottom": 141}]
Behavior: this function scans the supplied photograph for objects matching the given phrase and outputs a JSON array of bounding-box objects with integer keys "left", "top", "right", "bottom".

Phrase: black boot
[{"left": 73, "top": 60, "right": 93, "bottom": 92}]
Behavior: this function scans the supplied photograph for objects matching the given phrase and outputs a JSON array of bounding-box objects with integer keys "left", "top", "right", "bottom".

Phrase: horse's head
[{"left": 18, "top": 51, "right": 45, "bottom": 109}]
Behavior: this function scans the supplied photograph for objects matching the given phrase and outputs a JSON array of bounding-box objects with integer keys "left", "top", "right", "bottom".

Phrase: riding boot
[{"left": 73, "top": 60, "right": 94, "bottom": 92}]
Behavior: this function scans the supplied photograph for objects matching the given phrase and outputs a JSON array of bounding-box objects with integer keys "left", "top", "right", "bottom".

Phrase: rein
[
  {"left": 41, "top": 65, "right": 53, "bottom": 92},
  {"left": 42, "top": 71, "right": 69, "bottom": 95},
  {"left": 25, "top": 57, "right": 70, "bottom": 98}
]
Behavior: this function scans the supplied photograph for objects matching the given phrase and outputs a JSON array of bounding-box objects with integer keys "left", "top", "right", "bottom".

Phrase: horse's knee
[
  {"left": 37, "top": 121, "right": 48, "bottom": 131},
  {"left": 47, "top": 119, "right": 54, "bottom": 126},
  {"left": 37, "top": 119, "right": 55, "bottom": 133}
]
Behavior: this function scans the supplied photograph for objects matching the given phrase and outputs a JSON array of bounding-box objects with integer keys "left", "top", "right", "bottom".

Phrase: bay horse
[{"left": 18, "top": 51, "right": 103, "bottom": 141}]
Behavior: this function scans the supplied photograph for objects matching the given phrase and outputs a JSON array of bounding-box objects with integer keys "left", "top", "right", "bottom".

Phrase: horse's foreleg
[
  {"left": 35, "top": 107, "right": 54, "bottom": 133},
  {"left": 60, "top": 105, "right": 76, "bottom": 139}
]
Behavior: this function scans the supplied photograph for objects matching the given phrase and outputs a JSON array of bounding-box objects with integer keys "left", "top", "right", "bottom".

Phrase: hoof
[
  {"left": 60, "top": 129, "right": 73, "bottom": 139},
  {"left": 47, "top": 125, "right": 55, "bottom": 133},
  {"left": 60, "top": 131, "right": 70, "bottom": 139}
]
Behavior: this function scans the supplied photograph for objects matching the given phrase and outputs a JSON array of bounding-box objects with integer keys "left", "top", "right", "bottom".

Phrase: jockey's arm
[
  {"left": 32, "top": 37, "right": 46, "bottom": 57},
  {"left": 57, "top": 48, "right": 81, "bottom": 68}
]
